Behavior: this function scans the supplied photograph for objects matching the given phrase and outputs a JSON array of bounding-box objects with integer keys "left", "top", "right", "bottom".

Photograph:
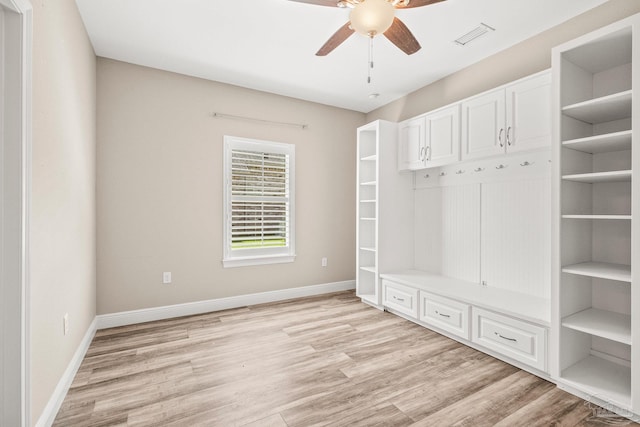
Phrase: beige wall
[
  {"left": 31, "top": 0, "right": 96, "bottom": 423},
  {"left": 367, "top": 0, "right": 640, "bottom": 123},
  {"left": 96, "top": 59, "right": 365, "bottom": 314}
]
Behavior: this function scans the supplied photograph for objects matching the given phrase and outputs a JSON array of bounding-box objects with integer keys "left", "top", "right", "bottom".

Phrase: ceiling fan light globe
[{"left": 349, "top": 0, "right": 395, "bottom": 36}]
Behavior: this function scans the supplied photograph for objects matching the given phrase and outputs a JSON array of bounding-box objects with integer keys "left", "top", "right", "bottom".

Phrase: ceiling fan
[{"left": 289, "top": 0, "right": 446, "bottom": 56}]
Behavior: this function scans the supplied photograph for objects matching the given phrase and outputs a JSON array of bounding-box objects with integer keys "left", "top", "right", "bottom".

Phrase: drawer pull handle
[
  {"left": 392, "top": 295, "right": 405, "bottom": 302},
  {"left": 495, "top": 332, "right": 517, "bottom": 342},
  {"left": 435, "top": 310, "right": 450, "bottom": 318}
]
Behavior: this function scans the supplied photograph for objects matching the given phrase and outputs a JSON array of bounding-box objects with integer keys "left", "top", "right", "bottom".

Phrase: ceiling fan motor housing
[{"left": 349, "top": 0, "right": 396, "bottom": 36}]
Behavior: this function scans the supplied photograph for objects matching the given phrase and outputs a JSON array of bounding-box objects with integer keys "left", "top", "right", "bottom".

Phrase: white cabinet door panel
[
  {"left": 420, "top": 291, "right": 470, "bottom": 339},
  {"left": 481, "top": 178, "right": 551, "bottom": 298},
  {"left": 506, "top": 72, "right": 552, "bottom": 153},
  {"left": 472, "top": 307, "right": 547, "bottom": 371},
  {"left": 398, "top": 117, "right": 426, "bottom": 171},
  {"left": 383, "top": 280, "right": 419, "bottom": 318},
  {"left": 426, "top": 104, "right": 460, "bottom": 167},
  {"left": 461, "top": 88, "right": 505, "bottom": 160}
]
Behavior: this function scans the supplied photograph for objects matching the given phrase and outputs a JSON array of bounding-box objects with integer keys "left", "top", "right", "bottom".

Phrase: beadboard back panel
[
  {"left": 442, "top": 184, "right": 481, "bottom": 283},
  {"left": 414, "top": 184, "right": 480, "bottom": 283},
  {"left": 481, "top": 178, "right": 552, "bottom": 298}
]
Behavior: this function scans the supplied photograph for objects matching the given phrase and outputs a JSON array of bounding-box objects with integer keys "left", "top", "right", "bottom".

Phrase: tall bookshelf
[
  {"left": 356, "top": 120, "right": 413, "bottom": 307},
  {"left": 552, "top": 15, "right": 639, "bottom": 414}
]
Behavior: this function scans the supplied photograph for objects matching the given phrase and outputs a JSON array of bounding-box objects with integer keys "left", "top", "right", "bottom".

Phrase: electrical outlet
[
  {"left": 163, "top": 272, "right": 172, "bottom": 284},
  {"left": 321, "top": 257, "right": 327, "bottom": 267},
  {"left": 63, "top": 313, "right": 69, "bottom": 336}
]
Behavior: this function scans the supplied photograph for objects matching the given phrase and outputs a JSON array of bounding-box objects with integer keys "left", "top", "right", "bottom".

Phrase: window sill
[{"left": 222, "top": 254, "right": 296, "bottom": 268}]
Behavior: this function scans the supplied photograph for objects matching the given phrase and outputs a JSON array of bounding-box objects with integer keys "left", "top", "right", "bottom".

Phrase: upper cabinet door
[
  {"left": 425, "top": 104, "right": 460, "bottom": 168},
  {"left": 505, "top": 72, "right": 552, "bottom": 153},
  {"left": 398, "top": 116, "right": 427, "bottom": 171},
  {"left": 461, "top": 88, "right": 506, "bottom": 160}
]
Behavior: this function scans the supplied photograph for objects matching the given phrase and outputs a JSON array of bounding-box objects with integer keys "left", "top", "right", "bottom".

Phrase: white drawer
[
  {"left": 419, "top": 291, "right": 470, "bottom": 339},
  {"left": 382, "top": 280, "right": 418, "bottom": 318},
  {"left": 472, "top": 307, "right": 547, "bottom": 372}
]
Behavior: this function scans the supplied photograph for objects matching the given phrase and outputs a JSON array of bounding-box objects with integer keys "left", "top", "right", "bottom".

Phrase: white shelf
[
  {"left": 359, "top": 247, "right": 376, "bottom": 252},
  {"left": 359, "top": 199, "right": 376, "bottom": 203},
  {"left": 562, "top": 262, "right": 631, "bottom": 282},
  {"left": 360, "top": 217, "right": 376, "bottom": 221},
  {"left": 360, "top": 266, "right": 376, "bottom": 274},
  {"left": 562, "top": 130, "right": 632, "bottom": 154},
  {"left": 562, "top": 90, "right": 632, "bottom": 123},
  {"left": 562, "top": 214, "right": 631, "bottom": 220},
  {"left": 360, "top": 181, "right": 377, "bottom": 186},
  {"left": 562, "top": 308, "right": 631, "bottom": 345},
  {"left": 561, "top": 356, "right": 631, "bottom": 409},
  {"left": 360, "top": 155, "right": 377, "bottom": 161},
  {"left": 562, "top": 170, "right": 631, "bottom": 183}
]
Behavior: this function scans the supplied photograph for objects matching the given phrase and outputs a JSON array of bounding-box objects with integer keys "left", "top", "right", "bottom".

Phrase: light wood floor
[{"left": 54, "top": 291, "right": 636, "bottom": 426}]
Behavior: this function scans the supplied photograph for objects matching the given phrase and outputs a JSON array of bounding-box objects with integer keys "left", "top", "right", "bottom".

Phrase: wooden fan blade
[
  {"left": 384, "top": 17, "right": 421, "bottom": 55},
  {"left": 395, "top": 0, "right": 445, "bottom": 8},
  {"left": 288, "top": 0, "right": 338, "bottom": 7},
  {"left": 316, "top": 22, "right": 355, "bottom": 56}
]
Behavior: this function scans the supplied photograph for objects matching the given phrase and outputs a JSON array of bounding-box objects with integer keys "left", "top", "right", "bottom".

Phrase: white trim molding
[
  {"left": 97, "top": 280, "right": 355, "bottom": 329},
  {"left": 0, "top": 0, "right": 32, "bottom": 426},
  {"left": 34, "top": 318, "right": 97, "bottom": 427}
]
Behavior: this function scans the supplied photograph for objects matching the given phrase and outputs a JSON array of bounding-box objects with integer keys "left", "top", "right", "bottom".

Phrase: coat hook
[
  {"left": 456, "top": 169, "right": 465, "bottom": 175},
  {"left": 520, "top": 161, "right": 534, "bottom": 167},
  {"left": 495, "top": 164, "right": 507, "bottom": 170},
  {"left": 474, "top": 167, "right": 484, "bottom": 172}
]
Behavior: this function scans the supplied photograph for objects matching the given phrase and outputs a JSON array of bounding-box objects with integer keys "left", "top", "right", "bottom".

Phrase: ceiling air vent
[{"left": 454, "top": 23, "right": 495, "bottom": 46}]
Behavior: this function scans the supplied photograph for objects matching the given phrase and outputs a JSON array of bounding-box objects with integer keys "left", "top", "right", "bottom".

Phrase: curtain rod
[{"left": 211, "top": 112, "right": 308, "bottom": 130}]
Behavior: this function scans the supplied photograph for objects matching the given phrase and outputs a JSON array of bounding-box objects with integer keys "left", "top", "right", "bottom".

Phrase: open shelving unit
[
  {"left": 356, "top": 120, "right": 413, "bottom": 307},
  {"left": 553, "top": 16, "right": 638, "bottom": 414}
]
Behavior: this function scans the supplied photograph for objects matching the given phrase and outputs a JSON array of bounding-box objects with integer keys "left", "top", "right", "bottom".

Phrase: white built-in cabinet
[
  {"left": 356, "top": 15, "right": 640, "bottom": 418},
  {"left": 553, "top": 15, "right": 639, "bottom": 415},
  {"left": 356, "top": 120, "right": 414, "bottom": 307},
  {"left": 398, "top": 104, "right": 460, "bottom": 171},
  {"left": 462, "top": 72, "right": 552, "bottom": 160}
]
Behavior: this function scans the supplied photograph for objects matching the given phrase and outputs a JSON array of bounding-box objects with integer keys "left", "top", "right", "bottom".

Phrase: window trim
[{"left": 222, "top": 136, "right": 296, "bottom": 268}]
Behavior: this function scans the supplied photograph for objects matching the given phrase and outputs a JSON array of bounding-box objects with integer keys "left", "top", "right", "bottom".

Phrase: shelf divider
[
  {"left": 561, "top": 356, "right": 631, "bottom": 409},
  {"left": 562, "top": 170, "right": 631, "bottom": 183},
  {"left": 562, "top": 214, "right": 631, "bottom": 220},
  {"left": 562, "top": 130, "right": 632, "bottom": 154},
  {"left": 562, "top": 90, "right": 632, "bottom": 123},
  {"left": 561, "top": 261, "right": 631, "bottom": 282},
  {"left": 562, "top": 308, "right": 631, "bottom": 345}
]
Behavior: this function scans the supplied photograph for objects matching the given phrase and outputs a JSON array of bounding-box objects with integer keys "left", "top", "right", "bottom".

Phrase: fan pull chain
[{"left": 368, "top": 34, "right": 374, "bottom": 84}]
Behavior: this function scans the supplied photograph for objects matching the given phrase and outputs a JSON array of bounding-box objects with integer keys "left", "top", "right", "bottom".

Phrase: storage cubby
[
  {"left": 553, "top": 15, "right": 638, "bottom": 414},
  {"left": 356, "top": 120, "right": 414, "bottom": 307}
]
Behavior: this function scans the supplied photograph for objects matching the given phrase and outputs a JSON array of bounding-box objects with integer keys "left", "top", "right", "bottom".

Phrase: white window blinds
[
  {"left": 230, "top": 150, "right": 289, "bottom": 248},
  {"left": 223, "top": 136, "right": 295, "bottom": 267}
]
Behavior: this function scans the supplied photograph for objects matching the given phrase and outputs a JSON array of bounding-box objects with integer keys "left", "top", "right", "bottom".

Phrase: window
[{"left": 223, "top": 136, "right": 295, "bottom": 267}]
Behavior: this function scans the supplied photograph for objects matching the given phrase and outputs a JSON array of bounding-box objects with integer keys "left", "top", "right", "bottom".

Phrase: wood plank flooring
[{"left": 54, "top": 291, "right": 637, "bottom": 426}]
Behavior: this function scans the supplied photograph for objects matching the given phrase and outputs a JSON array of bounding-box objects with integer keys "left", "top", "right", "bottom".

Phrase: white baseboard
[
  {"left": 35, "top": 317, "right": 97, "bottom": 427},
  {"left": 96, "top": 280, "right": 356, "bottom": 329}
]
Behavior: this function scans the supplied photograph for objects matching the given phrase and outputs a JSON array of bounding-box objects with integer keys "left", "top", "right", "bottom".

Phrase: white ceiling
[{"left": 76, "top": 0, "right": 608, "bottom": 113}]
